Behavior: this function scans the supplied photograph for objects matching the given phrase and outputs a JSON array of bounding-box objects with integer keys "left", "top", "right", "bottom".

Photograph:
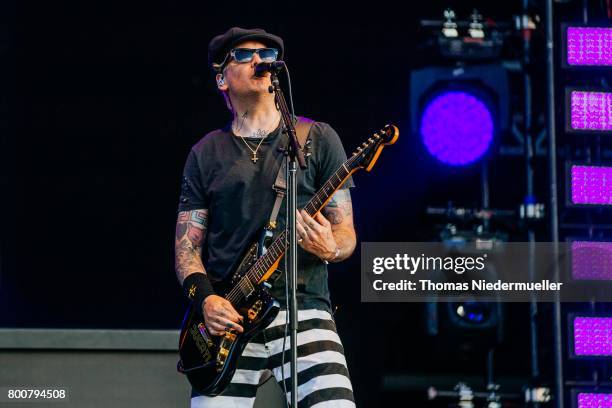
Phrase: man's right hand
[{"left": 202, "top": 295, "right": 244, "bottom": 336}]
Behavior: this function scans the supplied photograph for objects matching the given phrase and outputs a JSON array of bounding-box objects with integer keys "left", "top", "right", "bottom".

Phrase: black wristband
[{"left": 182, "top": 272, "right": 215, "bottom": 316}]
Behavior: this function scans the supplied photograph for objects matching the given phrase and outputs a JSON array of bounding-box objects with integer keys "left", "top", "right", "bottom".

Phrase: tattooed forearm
[
  {"left": 323, "top": 189, "right": 353, "bottom": 225},
  {"left": 175, "top": 209, "right": 209, "bottom": 283},
  {"left": 330, "top": 228, "right": 357, "bottom": 262},
  {"left": 322, "top": 189, "right": 357, "bottom": 262}
]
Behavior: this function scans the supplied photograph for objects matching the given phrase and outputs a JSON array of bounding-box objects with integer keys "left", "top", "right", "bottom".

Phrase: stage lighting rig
[
  {"left": 468, "top": 9, "right": 485, "bottom": 40},
  {"left": 442, "top": 9, "right": 459, "bottom": 38},
  {"left": 410, "top": 64, "right": 509, "bottom": 166},
  {"left": 421, "top": 8, "right": 513, "bottom": 61},
  {"left": 427, "top": 382, "right": 549, "bottom": 407}
]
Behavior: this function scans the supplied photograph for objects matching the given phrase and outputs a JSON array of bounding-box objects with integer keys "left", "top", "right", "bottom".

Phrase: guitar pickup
[{"left": 238, "top": 278, "right": 255, "bottom": 298}]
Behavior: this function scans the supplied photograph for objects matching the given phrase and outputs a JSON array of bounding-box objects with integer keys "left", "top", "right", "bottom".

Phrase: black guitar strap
[{"left": 267, "top": 116, "right": 314, "bottom": 231}]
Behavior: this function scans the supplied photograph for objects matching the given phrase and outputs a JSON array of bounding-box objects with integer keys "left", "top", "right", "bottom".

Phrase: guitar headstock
[{"left": 350, "top": 124, "right": 399, "bottom": 172}]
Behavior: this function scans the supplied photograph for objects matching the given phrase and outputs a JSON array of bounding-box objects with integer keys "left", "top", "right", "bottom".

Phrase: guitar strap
[{"left": 267, "top": 116, "right": 314, "bottom": 231}]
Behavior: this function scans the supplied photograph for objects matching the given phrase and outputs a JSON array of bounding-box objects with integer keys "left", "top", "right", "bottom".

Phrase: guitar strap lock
[{"left": 267, "top": 116, "right": 314, "bottom": 231}]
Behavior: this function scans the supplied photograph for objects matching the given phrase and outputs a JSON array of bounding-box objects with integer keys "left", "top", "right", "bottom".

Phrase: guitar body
[
  {"left": 177, "top": 124, "right": 399, "bottom": 396},
  {"left": 178, "top": 232, "right": 281, "bottom": 396}
]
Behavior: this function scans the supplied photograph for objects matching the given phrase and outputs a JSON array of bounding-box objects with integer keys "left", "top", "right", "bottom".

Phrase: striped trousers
[{"left": 191, "top": 309, "right": 355, "bottom": 408}]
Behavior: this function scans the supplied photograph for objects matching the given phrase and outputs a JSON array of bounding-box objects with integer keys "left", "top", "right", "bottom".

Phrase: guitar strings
[
  {"left": 223, "top": 140, "right": 369, "bottom": 306},
  {"left": 224, "top": 150, "right": 362, "bottom": 306}
]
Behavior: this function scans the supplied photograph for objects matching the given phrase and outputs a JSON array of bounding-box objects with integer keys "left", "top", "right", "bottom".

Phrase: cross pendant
[{"left": 251, "top": 153, "right": 258, "bottom": 163}]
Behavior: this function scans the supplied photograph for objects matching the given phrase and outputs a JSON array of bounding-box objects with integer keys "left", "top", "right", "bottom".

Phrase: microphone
[{"left": 254, "top": 61, "right": 285, "bottom": 77}]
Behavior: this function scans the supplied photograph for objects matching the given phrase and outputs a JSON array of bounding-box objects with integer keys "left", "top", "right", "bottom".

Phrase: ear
[{"left": 215, "top": 73, "right": 228, "bottom": 91}]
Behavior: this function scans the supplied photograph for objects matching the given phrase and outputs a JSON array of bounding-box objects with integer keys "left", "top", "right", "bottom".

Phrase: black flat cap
[{"left": 208, "top": 27, "right": 284, "bottom": 72}]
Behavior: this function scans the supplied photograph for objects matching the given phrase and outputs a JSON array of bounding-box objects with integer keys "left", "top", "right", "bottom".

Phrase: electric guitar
[{"left": 177, "top": 124, "right": 399, "bottom": 396}]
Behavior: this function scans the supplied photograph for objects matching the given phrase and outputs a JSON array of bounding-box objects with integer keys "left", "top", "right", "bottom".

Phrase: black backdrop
[{"left": 2, "top": 0, "right": 557, "bottom": 405}]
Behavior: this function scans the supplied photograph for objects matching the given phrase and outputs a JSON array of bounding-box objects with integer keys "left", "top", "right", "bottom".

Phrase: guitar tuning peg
[
  {"left": 374, "top": 134, "right": 381, "bottom": 139},
  {"left": 368, "top": 138, "right": 374, "bottom": 143},
  {"left": 361, "top": 142, "right": 368, "bottom": 147},
  {"left": 357, "top": 147, "right": 363, "bottom": 152}
]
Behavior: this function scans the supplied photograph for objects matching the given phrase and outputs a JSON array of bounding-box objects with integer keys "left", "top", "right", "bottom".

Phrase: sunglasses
[
  {"left": 216, "top": 48, "right": 279, "bottom": 71},
  {"left": 230, "top": 48, "right": 278, "bottom": 63}
]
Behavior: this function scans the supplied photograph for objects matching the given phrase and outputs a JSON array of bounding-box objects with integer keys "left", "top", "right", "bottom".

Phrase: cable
[{"left": 283, "top": 64, "right": 296, "bottom": 120}]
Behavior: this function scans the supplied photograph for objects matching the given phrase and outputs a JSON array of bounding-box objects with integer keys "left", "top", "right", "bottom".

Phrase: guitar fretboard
[
  {"left": 251, "top": 161, "right": 354, "bottom": 282},
  {"left": 226, "top": 154, "right": 358, "bottom": 305}
]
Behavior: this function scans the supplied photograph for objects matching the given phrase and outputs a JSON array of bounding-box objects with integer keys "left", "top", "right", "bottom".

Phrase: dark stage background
[{"left": 2, "top": 0, "right": 578, "bottom": 405}]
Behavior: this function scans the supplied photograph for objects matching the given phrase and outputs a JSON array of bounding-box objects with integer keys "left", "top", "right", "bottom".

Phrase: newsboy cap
[{"left": 208, "top": 27, "right": 284, "bottom": 72}]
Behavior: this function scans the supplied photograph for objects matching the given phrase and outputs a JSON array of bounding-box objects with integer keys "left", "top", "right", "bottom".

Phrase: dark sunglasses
[
  {"left": 215, "top": 48, "right": 279, "bottom": 71},
  {"left": 230, "top": 47, "right": 279, "bottom": 63}
]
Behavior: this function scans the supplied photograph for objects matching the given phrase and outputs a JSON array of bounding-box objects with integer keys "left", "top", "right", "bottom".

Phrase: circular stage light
[{"left": 420, "top": 90, "right": 494, "bottom": 166}]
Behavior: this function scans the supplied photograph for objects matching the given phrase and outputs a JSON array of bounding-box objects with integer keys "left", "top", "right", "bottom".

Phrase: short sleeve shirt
[{"left": 178, "top": 120, "right": 354, "bottom": 312}]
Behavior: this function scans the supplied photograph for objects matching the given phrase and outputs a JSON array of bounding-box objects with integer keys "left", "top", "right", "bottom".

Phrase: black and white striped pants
[{"left": 191, "top": 309, "right": 355, "bottom": 408}]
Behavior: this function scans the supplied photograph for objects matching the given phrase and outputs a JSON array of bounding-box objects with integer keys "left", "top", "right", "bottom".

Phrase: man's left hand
[{"left": 296, "top": 210, "right": 338, "bottom": 261}]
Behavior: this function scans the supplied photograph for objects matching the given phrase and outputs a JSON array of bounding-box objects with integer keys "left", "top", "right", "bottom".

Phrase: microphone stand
[{"left": 268, "top": 69, "right": 306, "bottom": 408}]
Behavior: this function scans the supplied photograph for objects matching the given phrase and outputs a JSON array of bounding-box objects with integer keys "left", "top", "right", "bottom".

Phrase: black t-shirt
[{"left": 177, "top": 119, "right": 354, "bottom": 312}]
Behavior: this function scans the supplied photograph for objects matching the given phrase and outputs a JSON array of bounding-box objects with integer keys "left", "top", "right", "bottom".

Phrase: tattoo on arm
[
  {"left": 323, "top": 189, "right": 353, "bottom": 225},
  {"left": 322, "top": 189, "right": 357, "bottom": 262},
  {"left": 175, "top": 209, "right": 209, "bottom": 283}
]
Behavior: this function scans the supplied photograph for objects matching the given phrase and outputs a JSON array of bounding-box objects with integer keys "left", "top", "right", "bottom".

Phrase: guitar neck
[
  {"left": 248, "top": 156, "right": 358, "bottom": 285},
  {"left": 303, "top": 163, "right": 354, "bottom": 218}
]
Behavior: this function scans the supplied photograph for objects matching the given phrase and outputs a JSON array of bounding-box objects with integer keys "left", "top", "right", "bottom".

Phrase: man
[{"left": 175, "top": 27, "right": 357, "bottom": 407}]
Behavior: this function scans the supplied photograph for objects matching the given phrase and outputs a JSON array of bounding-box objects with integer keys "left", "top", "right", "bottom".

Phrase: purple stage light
[
  {"left": 420, "top": 91, "right": 494, "bottom": 166},
  {"left": 570, "top": 165, "right": 612, "bottom": 205},
  {"left": 573, "top": 316, "right": 612, "bottom": 357},
  {"left": 566, "top": 27, "right": 612, "bottom": 66},
  {"left": 571, "top": 241, "right": 612, "bottom": 281},
  {"left": 570, "top": 91, "right": 612, "bottom": 132},
  {"left": 577, "top": 392, "right": 612, "bottom": 408}
]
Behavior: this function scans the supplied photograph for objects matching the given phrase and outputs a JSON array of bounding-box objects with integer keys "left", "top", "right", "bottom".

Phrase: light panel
[
  {"left": 573, "top": 316, "right": 612, "bottom": 357},
  {"left": 566, "top": 27, "right": 612, "bottom": 67},
  {"left": 576, "top": 392, "right": 612, "bottom": 408},
  {"left": 569, "top": 91, "right": 612, "bottom": 132},
  {"left": 570, "top": 165, "right": 612, "bottom": 205},
  {"left": 571, "top": 241, "right": 612, "bottom": 281}
]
